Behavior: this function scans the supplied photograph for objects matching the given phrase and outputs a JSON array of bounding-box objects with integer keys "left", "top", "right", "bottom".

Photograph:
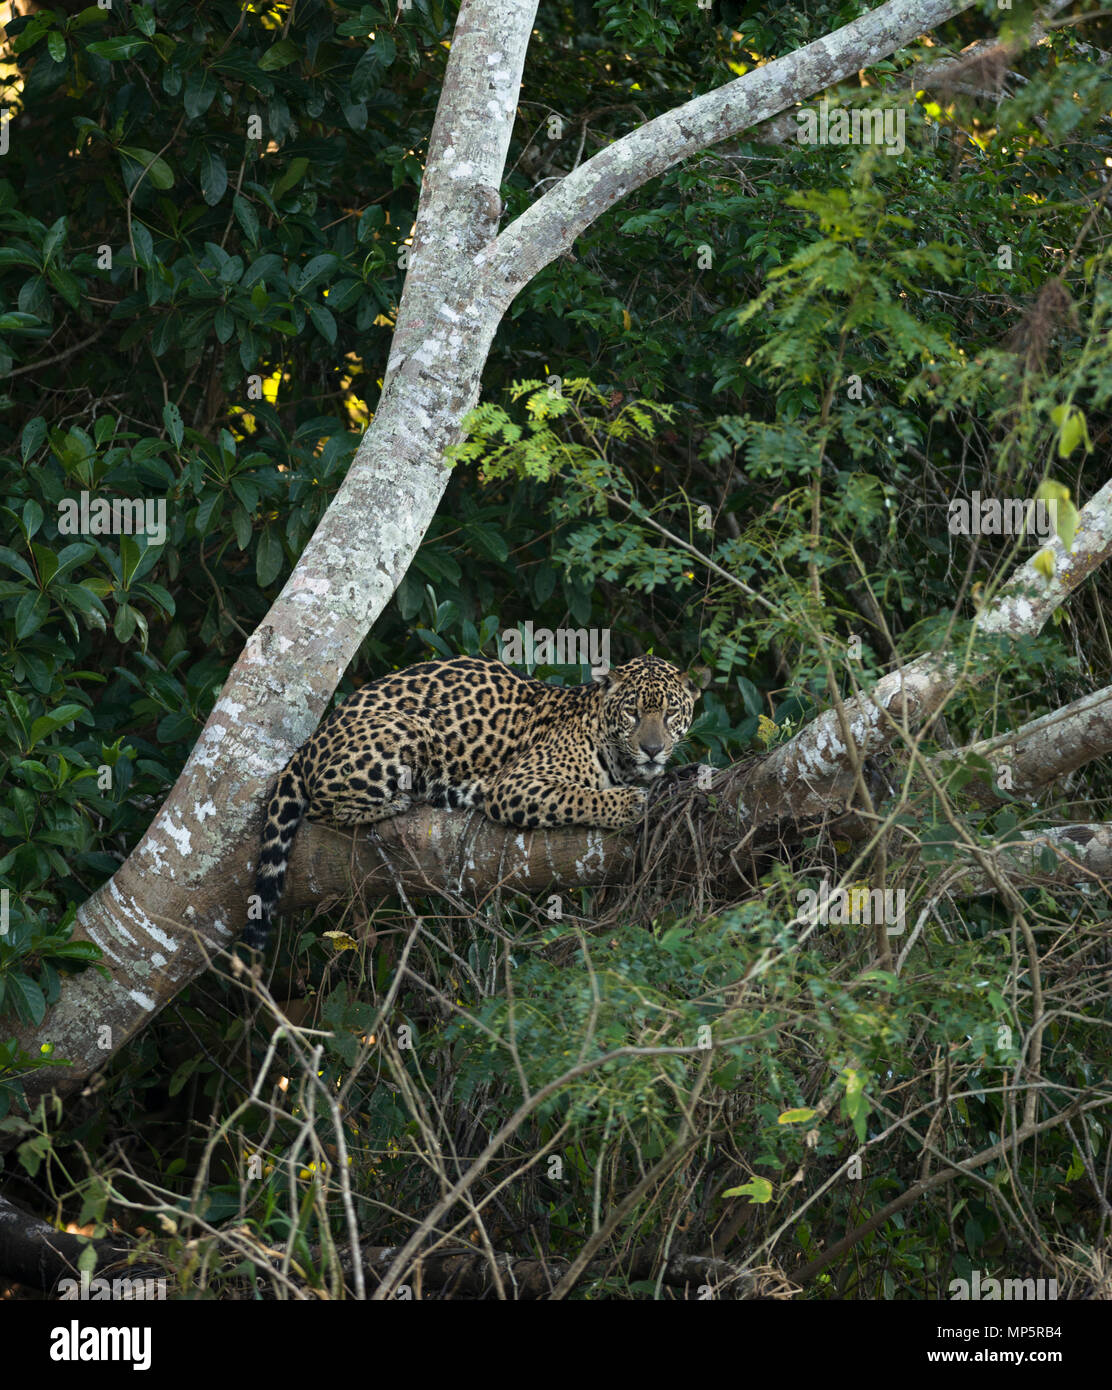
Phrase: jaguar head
[{"left": 594, "top": 656, "right": 700, "bottom": 784}]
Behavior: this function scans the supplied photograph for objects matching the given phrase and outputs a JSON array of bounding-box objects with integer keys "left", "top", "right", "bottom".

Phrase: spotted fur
[{"left": 244, "top": 655, "right": 699, "bottom": 951}]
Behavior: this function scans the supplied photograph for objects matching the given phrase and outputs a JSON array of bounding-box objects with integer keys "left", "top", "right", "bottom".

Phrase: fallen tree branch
[
  {"left": 341, "top": 1240, "right": 766, "bottom": 1300},
  {"left": 935, "top": 685, "right": 1112, "bottom": 806},
  {"left": 0, "top": 1192, "right": 166, "bottom": 1298},
  {"left": 916, "top": 823, "right": 1112, "bottom": 896}
]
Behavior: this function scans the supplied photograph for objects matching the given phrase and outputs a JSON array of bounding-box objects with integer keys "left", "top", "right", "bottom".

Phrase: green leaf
[
  {"left": 118, "top": 146, "right": 175, "bottom": 189},
  {"left": 229, "top": 477, "right": 259, "bottom": 512},
  {"left": 255, "top": 528, "right": 283, "bottom": 587},
  {"left": 47, "top": 265, "right": 82, "bottom": 309},
  {"left": 88, "top": 37, "right": 150, "bottom": 59},
  {"left": 163, "top": 400, "right": 184, "bottom": 448},
  {"left": 298, "top": 253, "right": 338, "bottom": 292},
  {"left": 0, "top": 546, "right": 34, "bottom": 582},
  {"left": 242, "top": 253, "right": 285, "bottom": 288},
  {"left": 0, "top": 311, "right": 43, "bottom": 331},
  {"left": 54, "top": 581, "right": 109, "bottom": 629},
  {"left": 396, "top": 574, "right": 423, "bottom": 621},
  {"left": 259, "top": 39, "right": 299, "bottom": 70},
  {"left": 722, "top": 1177, "right": 773, "bottom": 1203},
  {"left": 49, "top": 542, "right": 95, "bottom": 584},
  {"left": 120, "top": 534, "right": 142, "bottom": 589},
  {"left": 7, "top": 973, "right": 47, "bottom": 1027},
  {"left": 273, "top": 157, "right": 309, "bottom": 201},
  {"left": 23, "top": 499, "right": 44, "bottom": 541},
  {"left": 533, "top": 563, "right": 556, "bottom": 604},
  {"left": 135, "top": 581, "right": 174, "bottom": 615},
  {"left": 231, "top": 506, "right": 252, "bottom": 551},
  {"left": 464, "top": 522, "right": 508, "bottom": 564},
  {"left": 326, "top": 278, "right": 363, "bottom": 312},
  {"left": 194, "top": 492, "right": 223, "bottom": 534},
  {"left": 42, "top": 216, "right": 67, "bottom": 263},
  {"left": 0, "top": 247, "right": 41, "bottom": 270},
  {"left": 200, "top": 149, "right": 228, "bottom": 205},
  {"left": 30, "top": 543, "right": 58, "bottom": 586},
  {"left": 233, "top": 194, "right": 260, "bottom": 245},
  {"left": 73, "top": 7, "right": 111, "bottom": 28},
  {"left": 308, "top": 303, "right": 336, "bottom": 344},
  {"left": 1050, "top": 404, "right": 1092, "bottom": 458},
  {"left": 14, "top": 591, "right": 50, "bottom": 639},
  {"left": 416, "top": 629, "right": 455, "bottom": 659},
  {"left": 28, "top": 702, "right": 89, "bottom": 749},
  {"left": 351, "top": 39, "right": 396, "bottom": 100},
  {"left": 21, "top": 416, "right": 47, "bottom": 462},
  {"left": 46, "top": 941, "right": 103, "bottom": 962},
  {"left": 130, "top": 220, "right": 154, "bottom": 269},
  {"left": 113, "top": 602, "right": 139, "bottom": 644},
  {"left": 168, "top": 1055, "right": 200, "bottom": 1097}
]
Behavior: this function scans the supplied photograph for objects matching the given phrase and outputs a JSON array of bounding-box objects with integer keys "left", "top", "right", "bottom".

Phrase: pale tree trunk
[{"left": 16, "top": 0, "right": 1069, "bottom": 1119}]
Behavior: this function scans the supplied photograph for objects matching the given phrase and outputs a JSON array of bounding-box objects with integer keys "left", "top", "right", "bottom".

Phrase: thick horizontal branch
[
  {"left": 0, "top": 1193, "right": 164, "bottom": 1297},
  {"left": 270, "top": 803, "right": 638, "bottom": 934},
  {"left": 938, "top": 685, "right": 1112, "bottom": 807},
  {"left": 0, "top": 1191, "right": 753, "bottom": 1300},
  {"left": 922, "top": 823, "right": 1112, "bottom": 897},
  {"left": 274, "top": 678, "right": 1112, "bottom": 933},
  {"left": 343, "top": 1241, "right": 754, "bottom": 1300}
]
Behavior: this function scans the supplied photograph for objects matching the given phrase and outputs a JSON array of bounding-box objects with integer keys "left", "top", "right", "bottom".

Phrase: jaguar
[{"left": 245, "top": 654, "right": 699, "bottom": 951}]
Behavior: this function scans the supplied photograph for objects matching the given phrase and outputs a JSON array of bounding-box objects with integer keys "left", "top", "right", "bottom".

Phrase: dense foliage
[{"left": 1, "top": 0, "right": 1111, "bottom": 1299}]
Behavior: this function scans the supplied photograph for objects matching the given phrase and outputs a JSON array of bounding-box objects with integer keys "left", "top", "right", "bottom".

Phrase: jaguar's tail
[{"left": 243, "top": 756, "right": 310, "bottom": 952}]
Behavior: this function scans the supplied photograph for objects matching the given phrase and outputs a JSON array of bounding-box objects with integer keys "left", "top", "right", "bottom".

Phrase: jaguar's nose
[{"left": 640, "top": 740, "right": 664, "bottom": 760}]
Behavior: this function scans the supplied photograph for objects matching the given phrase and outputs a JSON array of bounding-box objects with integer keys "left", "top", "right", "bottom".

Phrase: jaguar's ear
[
  {"left": 685, "top": 666, "right": 712, "bottom": 697},
  {"left": 592, "top": 666, "right": 623, "bottom": 690}
]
